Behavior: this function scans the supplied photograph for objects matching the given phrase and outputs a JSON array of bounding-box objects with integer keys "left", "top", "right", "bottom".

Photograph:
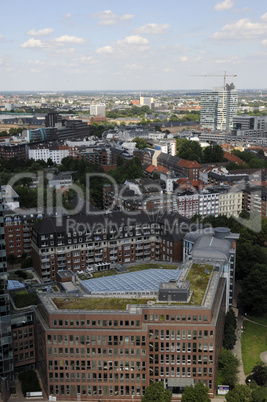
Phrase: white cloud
[
  {"left": 90, "top": 10, "right": 135, "bottom": 26},
  {"left": 215, "top": 0, "right": 234, "bottom": 11},
  {"left": 212, "top": 13, "right": 267, "bottom": 40},
  {"left": 262, "top": 39, "right": 267, "bottom": 46},
  {"left": 117, "top": 35, "right": 148, "bottom": 45},
  {"left": 215, "top": 55, "right": 241, "bottom": 64},
  {"left": 134, "top": 23, "right": 170, "bottom": 34},
  {"left": 0, "top": 35, "right": 4, "bottom": 40},
  {"left": 20, "top": 38, "right": 44, "bottom": 48},
  {"left": 96, "top": 46, "right": 113, "bottom": 55},
  {"left": 180, "top": 56, "right": 188, "bottom": 62},
  {"left": 65, "top": 13, "right": 72, "bottom": 18},
  {"left": 80, "top": 55, "right": 96, "bottom": 63},
  {"left": 27, "top": 28, "right": 54, "bottom": 36},
  {"left": 28, "top": 59, "right": 45, "bottom": 66},
  {"left": 53, "top": 35, "right": 87, "bottom": 44},
  {"left": 96, "top": 35, "right": 149, "bottom": 56}
]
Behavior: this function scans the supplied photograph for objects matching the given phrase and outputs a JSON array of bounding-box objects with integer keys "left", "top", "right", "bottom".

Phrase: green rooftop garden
[
  {"left": 53, "top": 297, "right": 156, "bottom": 310},
  {"left": 186, "top": 263, "right": 213, "bottom": 305}
]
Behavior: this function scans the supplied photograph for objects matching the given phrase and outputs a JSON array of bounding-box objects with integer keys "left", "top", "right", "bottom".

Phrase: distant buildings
[
  {"left": 200, "top": 84, "right": 238, "bottom": 131},
  {"left": 28, "top": 143, "right": 69, "bottom": 164},
  {"left": 90, "top": 103, "right": 106, "bottom": 117},
  {"left": 140, "top": 96, "right": 154, "bottom": 108}
]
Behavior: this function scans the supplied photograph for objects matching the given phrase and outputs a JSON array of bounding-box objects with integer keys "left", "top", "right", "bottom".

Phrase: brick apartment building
[
  {"left": 31, "top": 212, "right": 194, "bottom": 283},
  {"left": 11, "top": 311, "right": 36, "bottom": 370},
  {"left": 4, "top": 212, "right": 40, "bottom": 259}
]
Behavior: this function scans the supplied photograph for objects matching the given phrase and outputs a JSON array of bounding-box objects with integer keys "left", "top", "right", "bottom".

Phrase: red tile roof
[
  {"left": 146, "top": 165, "right": 157, "bottom": 173},
  {"left": 223, "top": 152, "right": 244, "bottom": 165},
  {"left": 178, "top": 159, "right": 201, "bottom": 168}
]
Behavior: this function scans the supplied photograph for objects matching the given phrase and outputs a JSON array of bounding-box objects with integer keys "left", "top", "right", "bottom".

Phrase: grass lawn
[
  {"left": 92, "top": 269, "right": 117, "bottom": 279},
  {"left": 242, "top": 315, "right": 267, "bottom": 375},
  {"left": 53, "top": 297, "right": 156, "bottom": 310},
  {"left": 185, "top": 263, "right": 212, "bottom": 305},
  {"left": 127, "top": 263, "right": 177, "bottom": 272}
]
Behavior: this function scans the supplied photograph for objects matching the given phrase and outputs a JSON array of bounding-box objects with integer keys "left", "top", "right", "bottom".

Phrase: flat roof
[{"left": 81, "top": 269, "right": 182, "bottom": 294}]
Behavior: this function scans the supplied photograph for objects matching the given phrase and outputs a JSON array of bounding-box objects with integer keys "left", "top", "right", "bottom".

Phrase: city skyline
[{"left": 0, "top": 0, "right": 266, "bottom": 91}]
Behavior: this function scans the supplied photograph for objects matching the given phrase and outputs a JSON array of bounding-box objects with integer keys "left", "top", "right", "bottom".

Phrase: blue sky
[{"left": 0, "top": 0, "right": 266, "bottom": 91}]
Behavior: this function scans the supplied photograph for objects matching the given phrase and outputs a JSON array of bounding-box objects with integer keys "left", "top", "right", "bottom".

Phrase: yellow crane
[{"left": 190, "top": 71, "right": 237, "bottom": 130}]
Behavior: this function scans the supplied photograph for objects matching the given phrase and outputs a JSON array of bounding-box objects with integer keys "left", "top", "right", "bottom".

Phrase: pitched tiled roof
[
  {"left": 178, "top": 159, "right": 201, "bottom": 168},
  {"left": 223, "top": 151, "right": 243, "bottom": 165}
]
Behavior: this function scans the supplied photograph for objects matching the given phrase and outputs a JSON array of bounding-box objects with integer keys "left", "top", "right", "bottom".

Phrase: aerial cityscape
[{"left": 0, "top": 1, "right": 267, "bottom": 402}]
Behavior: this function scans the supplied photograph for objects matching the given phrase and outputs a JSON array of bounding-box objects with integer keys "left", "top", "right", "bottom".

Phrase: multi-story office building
[
  {"left": 11, "top": 311, "right": 36, "bottom": 370},
  {"left": 226, "top": 115, "right": 267, "bottom": 144},
  {"left": 34, "top": 224, "right": 239, "bottom": 401},
  {"left": 140, "top": 97, "right": 154, "bottom": 108},
  {"left": 200, "top": 84, "right": 238, "bottom": 131},
  {"left": 90, "top": 104, "right": 106, "bottom": 117},
  {"left": 0, "top": 185, "right": 13, "bottom": 393}
]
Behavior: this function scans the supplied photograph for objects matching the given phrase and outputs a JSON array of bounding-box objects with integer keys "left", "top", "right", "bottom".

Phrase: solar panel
[{"left": 82, "top": 269, "right": 182, "bottom": 294}]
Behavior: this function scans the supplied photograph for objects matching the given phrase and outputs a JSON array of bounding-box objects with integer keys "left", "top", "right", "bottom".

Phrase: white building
[
  {"left": 28, "top": 144, "right": 69, "bottom": 164},
  {"left": 200, "top": 83, "right": 238, "bottom": 131},
  {"left": 217, "top": 187, "right": 243, "bottom": 218},
  {"left": 154, "top": 139, "right": 176, "bottom": 156},
  {"left": 90, "top": 103, "right": 106, "bottom": 117},
  {"left": 140, "top": 97, "right": 154, "bottom": 108},
  {"left": 199, "top": 189, "right": 219, "bottom": 218}
]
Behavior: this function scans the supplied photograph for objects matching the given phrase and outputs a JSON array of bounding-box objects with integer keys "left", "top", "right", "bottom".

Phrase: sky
[{"left": 0, "top": 0, "right": 266, "bottom": 91}]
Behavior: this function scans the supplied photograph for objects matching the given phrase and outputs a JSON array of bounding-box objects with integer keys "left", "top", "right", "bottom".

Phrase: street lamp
[{"left": 248, "top": 379, "right": 251, "bottom": 388}]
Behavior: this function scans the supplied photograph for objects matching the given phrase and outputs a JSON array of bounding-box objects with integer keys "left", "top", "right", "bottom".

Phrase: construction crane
[
  {"left": 190, "top": 70, "right": 237, "bottom": 90},
  {"left": 190, "top": 71, "right": 237, "bottom": 130}
]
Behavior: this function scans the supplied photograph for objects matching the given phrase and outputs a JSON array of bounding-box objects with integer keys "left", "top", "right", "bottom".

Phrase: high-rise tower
[
  {"left": 0, "top": 182, "right": 13, "bottom": 399},
  {"left": 200, "top": 83, "right": 238, "bottom": 131}
]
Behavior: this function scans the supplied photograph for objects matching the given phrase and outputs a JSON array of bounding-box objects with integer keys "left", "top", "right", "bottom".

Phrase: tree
[
  {"left": 142, "top": 381, "right": 172, "bottom": 402},
  {"left": 176, "top": 138, "right": 202, "bottom": 162},
  {"left": 219, "top": 349, "right": 240, "bottom": 389},
  {"left": 223, "top": 308, "right": 237, "bottom": 350},
  {"left": 181, "top": 382, "right": 210, "bottom": 402},
  {"left": 251, "top": 363, "right": 267, "bottom": 386},
  {"left": 225, "top": 385, "right": 252, "bottom": 402},
  {"left": 239, "top": 264, "right": 267, "bottom": 315},
  {"left": 252, "top": 387, "right": 267, "bottom": 402},
  {"left": 116, "top": 155, "right": 124, "bottom": 167},
  {"left": 7, "top": 254, "right": 16, "bottom": 267},
  {"left": 202, "top": 144, "right": 225, "bottom": 163},
  {"left": 134, "top": 137, "right": 149, "bottom": 150}
]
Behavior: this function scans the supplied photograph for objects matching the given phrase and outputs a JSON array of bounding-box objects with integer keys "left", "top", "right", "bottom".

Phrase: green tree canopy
[
  {"left": 219, "top": 349, "right": 240, "bottom": 389},
  {"left": 239, "top": 264, "right": 267, "bottom": 315},
  {"left": 181, "top": 382, "right": 211, "bottom": 402},
  {"left": 225, "top": 384, "right": 252, "bottom": 402},
  {"left": 142, "top": 381, "right": 172, "bottom": 402},
  {"left": 223, "top": 308, "right": 237, "bottom": 350},
  {"left": 134, "top": 137, "right": 149, "bottom": 149},
  {"left": 176, "top": 138, "right": 202, "bottom": 162},
  {"left": 251, "top": 386, "right": 267, "bottom": 402}
]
